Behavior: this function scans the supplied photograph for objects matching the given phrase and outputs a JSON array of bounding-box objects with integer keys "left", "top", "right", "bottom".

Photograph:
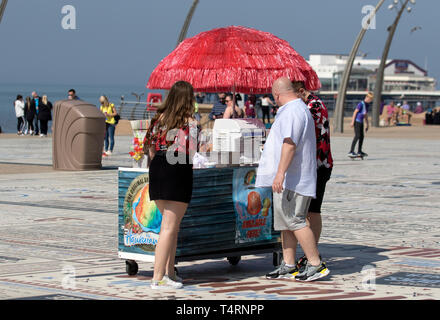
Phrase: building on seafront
[{"left": 307, "top": 54, "right": 440, "bottom": 115}]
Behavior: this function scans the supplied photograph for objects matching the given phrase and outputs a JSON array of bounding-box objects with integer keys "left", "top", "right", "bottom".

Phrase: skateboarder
[{"left": 348, "top": 92, "right": 373, "bottom": 158}]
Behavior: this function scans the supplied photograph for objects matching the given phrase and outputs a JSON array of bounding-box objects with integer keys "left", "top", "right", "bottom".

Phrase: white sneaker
[
  {"left": 164, "top": 274, "right": 183, "bottom": 283},
  {"left": 106, "top": 151, "right": 112, "bottom": 156},
  {"left": 39, "top": 134, "right": 44, "bottom": 137},
  {"left": 151, "top": 277, "right": 183, "bottom": 290}
]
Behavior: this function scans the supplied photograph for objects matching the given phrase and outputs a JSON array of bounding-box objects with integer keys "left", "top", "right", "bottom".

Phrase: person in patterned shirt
[{"left": 292, "top": 80, "right": 333, "bottom": 269}]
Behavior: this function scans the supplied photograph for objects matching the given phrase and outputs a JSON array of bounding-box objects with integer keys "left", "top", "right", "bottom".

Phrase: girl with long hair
[
  {"left": 143, "top": 80, "right": 198, "bottom": 290},
  {"left": 38, "top": 95, "right": 52, "bottom": 137},
  {"left": 25, "top": 96, "right": 35, "bottom": 135}
]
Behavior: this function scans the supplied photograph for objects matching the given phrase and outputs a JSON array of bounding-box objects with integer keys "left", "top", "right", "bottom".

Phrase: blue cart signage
[
  {"left": 122, "top": 172, "right": 162, "bottom": 253},
  {"left": 233, "top": 168, "right": 272, "bottom": 244}
]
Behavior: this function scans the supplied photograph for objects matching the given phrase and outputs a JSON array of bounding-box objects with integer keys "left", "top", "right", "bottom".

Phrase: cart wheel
[
  {"left": 125, "top": 260, "right": 138, "bottom": 276},
  {"left": 227, "top": 256, "right": 241, "bottom": 266},
  {"left": 273, "top": 252, "right": 283, "bottom": 267}
]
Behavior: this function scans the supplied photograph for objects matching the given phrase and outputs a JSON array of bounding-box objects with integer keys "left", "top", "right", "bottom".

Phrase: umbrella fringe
[{"left": 148, "top": 25, "right": 321, "bottom": 93}]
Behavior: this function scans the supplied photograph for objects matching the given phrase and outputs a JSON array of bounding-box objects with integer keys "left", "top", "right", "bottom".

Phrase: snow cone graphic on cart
[
  {"left": 132, "top": 183, "right": 162, "bottom": 234},
  {"left": 122, "top": 173, "right": 162, "bottom": 250}
]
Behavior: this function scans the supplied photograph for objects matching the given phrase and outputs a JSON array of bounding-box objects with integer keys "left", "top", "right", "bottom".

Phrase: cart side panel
[
  {"left": 118, "top": 169, "right": 157, "bottom": 260},
  {"left": 118, "top": 167, "right": 281, "bottom": 263},
  {"left": 175, "top": 168, "right": 236, "bottom": 256}
]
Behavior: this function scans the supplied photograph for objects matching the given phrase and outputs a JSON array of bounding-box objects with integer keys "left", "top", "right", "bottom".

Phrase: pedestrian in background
[
  {"left": 38, "top": 95, "right": 52, "bottom": 137},
  {"left": 14, "top": 95, "right": 25, "bottom": 135},
  {"left": 195, "top": 92, "right": 205, "bottom": 104},
  {"left": 244, "top": 94, "right": 256, "bottom": 118},
  {"left": 260, "top": 94, "right": 275, "bottom": 125},
  {"left": 401, "top": 100, "right": 412, "bottom": 124},
  {"left": 385, "top": 101, "right": 396, "bottom": 126},
  {"left": 99, "top": 95, "right": 117, "bottom": 156},
  {"left": 30, "top": 91, "right": 41, "bottom": 135},
  {"left": 208, "top": 93, "right": 226, "bottom": 121},
  {"left": 348, "top": 92, "right": 373, "bottom": 158},
  {"left": 25, "top": 96, "right": 35, "bottom": 135},
  {"left": 414, "top": 102, "right": 424, "bottom": 114},
  {"left": 223, "top": 93, "right": 244, "bottom": 119},
  {"left": 68, "top": 89, "right": 80, "bottom": 100},
  {"left": 21, "top": 97, "right": 29, "bottom": 135}
]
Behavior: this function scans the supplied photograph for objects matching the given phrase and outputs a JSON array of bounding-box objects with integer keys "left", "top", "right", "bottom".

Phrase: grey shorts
[{"left": 273, "top": 189, "right": 312, "bottom": 231}]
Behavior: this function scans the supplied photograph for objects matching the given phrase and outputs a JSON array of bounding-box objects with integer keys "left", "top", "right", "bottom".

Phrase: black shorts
[
  {"left": 149, "top": 151, "right": 193, "bottom": 204},
  {"left": 308, "top": 167, "right": 332, "bottom": 214}
]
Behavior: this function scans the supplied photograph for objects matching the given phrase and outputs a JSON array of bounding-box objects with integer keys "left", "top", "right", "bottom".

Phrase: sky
[{"left": 0, "top": 0, "right": 438, "bottom": 89}]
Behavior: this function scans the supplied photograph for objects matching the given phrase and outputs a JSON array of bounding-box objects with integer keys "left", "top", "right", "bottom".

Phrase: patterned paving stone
[{"left": 0, "top": 135, "right": 439, "bottom": 300}]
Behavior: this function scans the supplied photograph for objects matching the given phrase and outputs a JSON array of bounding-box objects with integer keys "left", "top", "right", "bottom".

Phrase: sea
[{"left": 0, "top": 83, "right": 150, "bottom": 134}]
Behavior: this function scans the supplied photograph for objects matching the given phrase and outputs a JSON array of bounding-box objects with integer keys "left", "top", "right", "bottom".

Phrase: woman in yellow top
[{"left": 99, "top": 95, "right": 117, "bottom": 156}]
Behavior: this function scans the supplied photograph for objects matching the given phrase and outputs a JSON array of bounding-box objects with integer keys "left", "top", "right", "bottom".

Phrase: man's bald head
[
  {"left": 272, "top": 77, "right": 299, "bottom": 106},
  {"left": 272, "top": 77, "right": 294, "bottom": 95}
]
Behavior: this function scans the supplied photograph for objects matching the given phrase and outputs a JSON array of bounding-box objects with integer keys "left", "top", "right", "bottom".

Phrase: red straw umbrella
[{"left": 147, "top": 25, "right": 320, "bottom": 94}]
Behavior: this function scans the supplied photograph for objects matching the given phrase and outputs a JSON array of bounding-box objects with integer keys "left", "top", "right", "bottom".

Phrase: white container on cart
[{"left": 212, "top": 119, "right": 265, "bottom": 164}]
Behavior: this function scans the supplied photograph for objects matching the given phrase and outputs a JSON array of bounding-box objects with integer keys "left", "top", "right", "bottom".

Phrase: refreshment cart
[{"left": 118, "top": 119, "right": 282, "bottom": 276}]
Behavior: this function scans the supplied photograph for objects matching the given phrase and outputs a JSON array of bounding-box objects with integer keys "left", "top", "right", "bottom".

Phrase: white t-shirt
[
  {"left": 261, "top": 97, "right": 271, "bottom": 107},
  {"left": 255, "top": 98, "right": 317, "bottom": 197},
  {"left": 15, "top": 100, "right": 25, "bottom": 118}
]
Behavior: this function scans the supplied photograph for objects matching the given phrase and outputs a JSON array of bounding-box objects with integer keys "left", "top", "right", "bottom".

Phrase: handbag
[
  {"left": 112, "top": 104, "right": 120, "bottom": 124},
  {"left": 114, "top": 114, "right": 121, "bottom": 125}
]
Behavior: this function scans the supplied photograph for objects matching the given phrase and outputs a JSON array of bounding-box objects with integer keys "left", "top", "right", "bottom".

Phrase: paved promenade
[{"left": 0, "top": 132, "right": 439, "bottom": 300}]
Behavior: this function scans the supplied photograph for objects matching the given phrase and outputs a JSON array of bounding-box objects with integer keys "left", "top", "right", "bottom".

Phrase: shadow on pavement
[{"left": 128, "top": 243, "right": 389, "bottom": 285}]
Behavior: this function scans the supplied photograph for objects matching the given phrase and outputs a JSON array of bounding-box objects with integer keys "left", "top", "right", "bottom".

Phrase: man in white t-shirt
[{"left": 256, "top": 77, "right": 329, "bottom": 282}]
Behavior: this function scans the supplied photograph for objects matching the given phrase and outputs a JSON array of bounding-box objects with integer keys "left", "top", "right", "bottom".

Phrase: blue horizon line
[{"left": 0, "top": 81, "right": 150, "bottom": 88}]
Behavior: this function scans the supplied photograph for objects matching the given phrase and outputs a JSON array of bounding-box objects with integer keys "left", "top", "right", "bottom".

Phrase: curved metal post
[
  {"left": 372, "top": 0, "right": 410, "bottom": 127},
  {"left": 161, "top": 0, "right": 199, "bottom": 97},
  {"left": 333, "top": 0, "right": 385, "bottom": 133},
  {"left": 176, "top": 0, "right": 199, "bottom": 47},
  {"left": 0, "top": 0, "right": 8, "bottom": 24}
]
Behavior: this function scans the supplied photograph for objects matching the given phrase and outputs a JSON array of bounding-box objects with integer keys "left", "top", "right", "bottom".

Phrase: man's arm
[
  {"left": 209, "top": 104, "right": 223, "bottom": 120},
  {"left": 208, "top": 107, "right": 215, "bottom": 120},
  {"left": 208, "top": 104, "right": 218, "bottom": 120},
  {"left": 272, "top": 138, "right": 296, "bottom": 193}
]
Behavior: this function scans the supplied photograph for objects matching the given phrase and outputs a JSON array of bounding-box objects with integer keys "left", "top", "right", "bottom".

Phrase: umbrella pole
[{"left": 232, "top": 83, "right": 238, "bottom": 118}]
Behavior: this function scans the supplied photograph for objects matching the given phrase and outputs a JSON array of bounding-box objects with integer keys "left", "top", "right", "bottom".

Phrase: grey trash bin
[{"left": 52, "top": 99, "right": 106, "bottom": 170}]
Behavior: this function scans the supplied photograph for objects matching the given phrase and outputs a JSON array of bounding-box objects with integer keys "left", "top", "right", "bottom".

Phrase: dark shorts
[
  {"left": 308, "top": 167, "right": 332, "bottom": 214},
  {"left": 149, "top": 151, "right": 193, "bottom": 204}
]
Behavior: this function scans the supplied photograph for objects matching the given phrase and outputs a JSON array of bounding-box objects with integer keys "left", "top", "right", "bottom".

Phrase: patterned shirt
[
  {"left": 306, "top": 93, "right": 333, "bottom": 169},
  {"left": 145, "top": 120, "right": 198, "bottom": 155}
]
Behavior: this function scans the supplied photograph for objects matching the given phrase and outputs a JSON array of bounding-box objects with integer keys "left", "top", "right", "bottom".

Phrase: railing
[
  {"left": 114, "top": 101, "right": 157, "bottom": 120},
  {"left": 321, "top": 98, "right": 440, "bottom": 117}
]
